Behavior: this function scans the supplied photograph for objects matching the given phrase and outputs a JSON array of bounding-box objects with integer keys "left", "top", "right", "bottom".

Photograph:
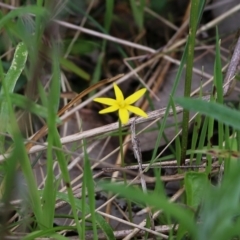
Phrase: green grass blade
[
  {"left": 60, "top": 57, "right": 90, "bottom": 81},
  {"left": 181, "top": 0, "right": 205, "bottom": 164},
  {"left": 149, "top": 43, "right": 188, "bottom": 167},
  {"left": 0, "top": 6, "right": 47, "bottom": 30},
  {"left": 41, "top": 111, "right": 56, "bottom": 228},
  {"left": 169, "top": 96, "right": 182, "bottom": 166},
  {"left": 57, "top": 192, "right": 115, "bottom": 240},
  {"left": 81, "top": 161, "right": 86, "bottom": 239},
  {"left": 2, "top": 83, "right": 44, "bottom": 229},
  {"left": 83, "top": 139, "right": 98, "bottom": 240},
  {"left": 190, "top": 113, "right": 202, "bottom": 164},
  {"left": 206, "top": 96, "right": 215, "bottom": 173},
  {"left": 53, "top": 128, "right": 82, "bottom": 236},
  {"left": 0, "top": 42, "right": 27, "bottom": 93},
  {"left": 214, "top": 27, "right": 224, "bottom": 164},
  {"left": 100, "top": 181, "right": 197, "bottom": 238},
  {"left": 0, "top": 42, "right": 28, "bottom": 152},
  {"left": 23, "top": 227, "right": 73, "bottom": 240},
  {"left": 196, "top": 116, "right": 208, "bottom": 164},
  {"left": 0, "top": 93, "right": 60, "bottom": 121},
  {"left": 175, "top": 98, "right": 240, "bottom": 130},
  {"left": 214, "top": 28, "right": 223, "bottom": 104},
  {"left": 42, "top": 45, "right": 61, "bottom": 228},
  {"left": 130, "top": 0, "right": 145, "bottom": 31},
  {"left": 197, "top": 166, "right": 240, "bottom": 240}
]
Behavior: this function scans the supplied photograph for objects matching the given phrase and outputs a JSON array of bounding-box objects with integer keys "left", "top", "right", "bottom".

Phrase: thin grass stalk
[
  {"left": 46, "top": 45, "right": 82, "bottom": 236},
  {"left": 190, "top": 81, "right": 203, "bottom": 165},
  {"left": 181, "top": 0, "right": 201, "bottom": 165},
  {"left": 237, "top": 101, "right": 240, "bottom": 152},
  {"left": 146, "top": 91, "right": 176, "bottom": 156},
  {"left": 206, "top": 107, "right": 214, "bottom": 173},
  {"left": 130, "top": 0, "right": 145, "bottom": 31},
  {"left": 83, "top": 139, "right": 98, "bottom": 240},
  {"left": 53, "top": 128, "right": 82, "bottom": 236},
  {"left": 0, "top": 91, "right": 24, "bottom": 239},
  {"left": 214, "top": 28, "right": 224, "bottom": 165},
  {"left": 169, "top": 97, "right": 181, "bottom": 167},
  {"left": 223, "top": 125, "right": 231, "bottom": 173},
  {"left": 81, "top": 164, "right": 86, "bottom": 239},
  {"left": 148, "top": 42, "right": 189, "bottom": 168},
  {"left": 196, "top": 117, "right": 208, "bottom": 165}
]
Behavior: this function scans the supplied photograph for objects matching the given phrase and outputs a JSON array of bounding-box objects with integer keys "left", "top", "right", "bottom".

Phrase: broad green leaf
[
  {"left": 197, "top": 167, "right": 240, "bottom": 240},
  {"left": 184, "top": 172, "right": 208, "bottom": 209}
]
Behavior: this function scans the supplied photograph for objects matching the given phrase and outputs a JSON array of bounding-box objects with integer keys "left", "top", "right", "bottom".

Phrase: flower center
[{"left": 118, "top": 101, "right": 126, "bottom": 109}]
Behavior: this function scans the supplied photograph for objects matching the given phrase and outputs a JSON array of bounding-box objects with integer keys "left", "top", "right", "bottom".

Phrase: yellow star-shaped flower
[{"left": 93, "top": 83, "right": 148, "bottom": 124}]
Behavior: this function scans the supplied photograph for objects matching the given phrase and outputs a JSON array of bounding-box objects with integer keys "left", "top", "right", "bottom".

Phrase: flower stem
[
  {"left": 118, "top": 120, "right": 133, "bottom": 223},
  {"left": 118, "top": 120, "right": 124, "bottom": 168}
]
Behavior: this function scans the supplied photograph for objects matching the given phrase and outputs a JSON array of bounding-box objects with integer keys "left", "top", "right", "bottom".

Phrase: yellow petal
[
  {"left": 119, "top": 108, "right": 129, "bottom": 124},
  {"left": 99, "top": 105, "right": 119, "bottom": 114},
  {"left": 93, "top": 97, "right": 117, "bottom": 106},
  {"left": 125, "top": 88, "right": 147, "bottom": 104},
  {"left": 126, "top": 105, "right": 148, "bottom": 118},
  {"left": 113, "top": 83, "right": 124, "bottom": 102}
]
